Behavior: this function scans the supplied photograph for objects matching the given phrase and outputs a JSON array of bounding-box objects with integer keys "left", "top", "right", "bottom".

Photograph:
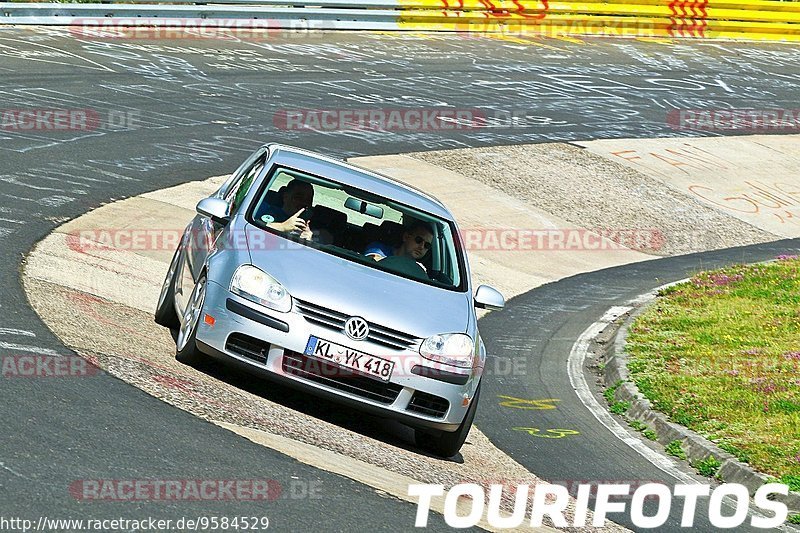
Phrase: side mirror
[
  {"left": 474, "top": 285, "right": 505, "bottom": 310},
  {"left": 196, "top": 197, "right": 231, "bottom": 225}
]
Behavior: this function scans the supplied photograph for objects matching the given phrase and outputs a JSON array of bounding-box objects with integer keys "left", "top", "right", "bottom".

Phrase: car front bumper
[{"left": 195, "top": 280, "right": 479, "bottom": 432}]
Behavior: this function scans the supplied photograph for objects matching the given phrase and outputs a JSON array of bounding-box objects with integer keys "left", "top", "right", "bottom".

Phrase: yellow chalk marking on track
[
  {"left": 512, "top": 428, "right": 581, "bottom": 438},
  {"left": 498, "top": 396, "right": 561, "bottom": 410}
]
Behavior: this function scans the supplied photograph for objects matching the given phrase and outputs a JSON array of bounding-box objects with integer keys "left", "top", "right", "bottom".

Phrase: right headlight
[
  {"left": 230, "top": 264, "right": 292, "bottom": 313},
  {"left": 420, "top": 333, "right": 475, "bottom": 368}
]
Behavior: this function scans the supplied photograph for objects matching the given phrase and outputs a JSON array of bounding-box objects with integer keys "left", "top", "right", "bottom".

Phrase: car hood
[{"left": 244, "top": 223, "right": 471, "bottom": 338}]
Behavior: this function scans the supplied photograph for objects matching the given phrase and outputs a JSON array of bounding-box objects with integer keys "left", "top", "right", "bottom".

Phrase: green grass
[
  {"left": 693, "top": 455, "right": 722, "bottom": 478},
  {"left": 603, "top": 380, "right": 631, "bottom": 414},
  {"left": 629, "top": 420, "right": 647, "bottom": 431},
  {"left": 788, "top": 514, "right": 800, "bottom": 525},
  {"left": 628, "top": 419, "right": 657, "bottom": 441},
  {"left": 781, "top": 474, "right": 800, "bottom": 492},
  {"left": 610, "top": 400, "right": 630, "bottom": 415},
  {"left": 717, "top": 440, "right": 751, "bottom": 463},
  {"left": 627, "top": 257, "right": 800, "bottom": 481},
  {"left": 604, "top": 380, "right": 623, "bottom": 402},
  {"left": 666, "top": 440, "right": 688, "bottom": 460}
]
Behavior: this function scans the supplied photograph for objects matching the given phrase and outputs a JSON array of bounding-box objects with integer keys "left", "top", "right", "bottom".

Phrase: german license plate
[{"left": 304, "top": 336, "right": 394, "bottom": 381}]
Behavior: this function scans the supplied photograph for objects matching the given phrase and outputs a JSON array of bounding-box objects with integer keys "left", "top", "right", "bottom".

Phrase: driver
[{"left": 260, "top": 179, "right": 314, "bottom": 239}]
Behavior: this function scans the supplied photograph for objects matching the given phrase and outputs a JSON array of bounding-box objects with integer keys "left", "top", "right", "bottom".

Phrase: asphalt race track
[{"left": 2, "top": 27, "right": 800, "bottom": 530}]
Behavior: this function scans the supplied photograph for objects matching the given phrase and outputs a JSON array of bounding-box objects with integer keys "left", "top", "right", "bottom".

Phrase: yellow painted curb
[
  {"left": 398, "top": 0, "right": 800, "bottom": 9},
  {"left": 395, "top": 0, "right": 800, "bottom": 40},
  {"left": 397, "top": 13, "right": 800, "bottom": 40}
]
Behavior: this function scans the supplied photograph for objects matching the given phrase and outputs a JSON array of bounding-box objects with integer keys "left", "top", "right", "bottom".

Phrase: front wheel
[
  {"left": 154, "top": 247, "right": 181, "bottom": 328},
  {"left": 415, "top": 382, "right": 481, "bottom": 458},
  {"left": 175, "top": 274, "right": 207, "bottom": 366}
]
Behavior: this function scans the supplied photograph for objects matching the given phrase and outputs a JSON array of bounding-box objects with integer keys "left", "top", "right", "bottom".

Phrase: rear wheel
[
  {"left": 154, "top": 247, "right": 181, "bottom": 328},
  {"left": 415, "top": 382, "right": 481, "bottom": 458},
  {"left": 175, "top": 274, "right": 207, "bottom": 366}
]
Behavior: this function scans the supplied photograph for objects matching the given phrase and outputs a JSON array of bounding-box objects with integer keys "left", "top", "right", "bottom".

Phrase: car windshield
[{"left": 247, "top": 165, "right": 465, "bottom": 291}]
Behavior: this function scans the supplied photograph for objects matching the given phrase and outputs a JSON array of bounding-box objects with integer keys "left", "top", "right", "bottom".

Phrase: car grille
[
  {"left": 226, "top": 333, "right": 270, "bottom": 364},
  {"left": 407, "top": 391, "right": 450, "bottom": 419},
  {"left": 294, "top": 299, "right": 420, "bottom": 351},
  {"left": 282, "top": 351, "right": 403, "bottom": 405}
]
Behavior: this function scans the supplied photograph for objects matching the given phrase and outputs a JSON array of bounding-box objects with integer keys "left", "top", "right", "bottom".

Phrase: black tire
[
  {"left": 154, "top": 247, "right": 181, "bottom": 328},
  {"left": 175, "top": 274, "right": 207, "bottom": 366},
  {"left": 415, "top": 382, "right": 481, "bottom": 458}
]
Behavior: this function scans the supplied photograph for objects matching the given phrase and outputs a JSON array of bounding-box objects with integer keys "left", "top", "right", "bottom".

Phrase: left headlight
[
  {"left": 230, "top": 264, "right": 292, "bottom": 313},
  {"left": 420, "top": 333, "right": 475, "bottom": 368}
]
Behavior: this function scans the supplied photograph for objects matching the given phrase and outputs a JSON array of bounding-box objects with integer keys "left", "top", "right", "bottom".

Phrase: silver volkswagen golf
[{"left": 155, "top": 144, "right": 504, "bottom": 457}]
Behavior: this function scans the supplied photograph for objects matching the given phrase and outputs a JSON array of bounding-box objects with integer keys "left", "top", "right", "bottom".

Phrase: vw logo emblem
[{"left": 344, "top": 317, "right": 369, "bottom": 341}]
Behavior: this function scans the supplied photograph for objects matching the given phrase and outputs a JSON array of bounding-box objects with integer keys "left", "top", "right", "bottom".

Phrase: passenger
[
  {"left": 365, "top": 221, "right": 433, "bottom": 262},
  {"left": 259, "top": 179, "right": 314, "bottom": 239}
]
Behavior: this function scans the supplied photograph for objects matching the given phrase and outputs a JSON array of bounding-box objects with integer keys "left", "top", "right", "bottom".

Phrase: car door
[{"left": 175, "top": 147, "right": 268, "bottom": 317}]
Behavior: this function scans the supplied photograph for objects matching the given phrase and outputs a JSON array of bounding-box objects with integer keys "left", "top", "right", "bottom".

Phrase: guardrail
[{"left": 2, "top": 0, "right": 799, "bottom": 41}]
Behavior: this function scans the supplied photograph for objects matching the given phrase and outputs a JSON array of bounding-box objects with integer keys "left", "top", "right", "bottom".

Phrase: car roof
[{"left": 266, "top": 144, "right": 453, "bottom": 220}]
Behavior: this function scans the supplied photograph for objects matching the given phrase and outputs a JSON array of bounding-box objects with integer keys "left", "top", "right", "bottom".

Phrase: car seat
[{"left": 311, "top": 206, "right": 347, "bottom": 245}]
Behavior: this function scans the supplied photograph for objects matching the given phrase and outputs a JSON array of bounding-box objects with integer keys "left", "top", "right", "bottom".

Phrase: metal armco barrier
[{"left": 1, "top": 0, "right": 799, "bottom": 41}]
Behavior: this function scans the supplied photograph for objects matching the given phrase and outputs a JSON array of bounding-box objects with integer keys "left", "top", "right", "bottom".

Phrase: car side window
[{"left": 227, "top": 155, "right": 266, "bottom": 214}]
